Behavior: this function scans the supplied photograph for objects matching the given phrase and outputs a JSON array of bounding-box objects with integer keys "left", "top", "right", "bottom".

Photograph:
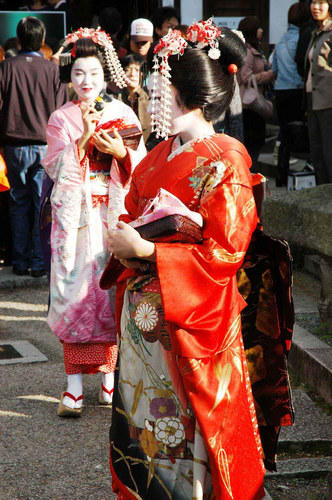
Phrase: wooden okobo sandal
[
  {"left": 99, "top": 385, "right": 114, "bottom": 405},
  {"left": 57, "top": 392, "right": 83, "bottom": 417}
]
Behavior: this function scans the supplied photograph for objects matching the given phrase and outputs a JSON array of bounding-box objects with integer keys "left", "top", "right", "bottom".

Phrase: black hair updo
[
  {"left": 167, "top": 27, "right": 247, "bottom": 122},
  {"left": 59, "top": 37, "right": 109, "bottom": 83}
]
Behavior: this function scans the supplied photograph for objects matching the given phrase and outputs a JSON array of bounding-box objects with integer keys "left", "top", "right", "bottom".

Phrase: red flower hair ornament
[
  {"left": 150, "top": 21, "right": 243, "bottom": 139},
  {"left": 187, "top": 17, "right": 222, "bottom": 60},
  {"left": 62, "top": 27, "right": 129, "bottom": 88}
]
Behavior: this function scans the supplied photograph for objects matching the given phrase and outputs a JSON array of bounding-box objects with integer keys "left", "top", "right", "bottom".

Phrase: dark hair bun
[
  {"left": 217, "top": 27, "right": 247, "bottom": 70},
  {"left": 59, "top": 37, "right": 109, "bottom": 83},
  {"left": 168, "top": 27, "right": 247, "bottom": 122}
]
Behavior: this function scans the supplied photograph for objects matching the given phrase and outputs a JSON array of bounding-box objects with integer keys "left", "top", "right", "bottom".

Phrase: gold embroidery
[
  {"left": 218, "top": 314, "right": 241, "bottom": 353},
  {"left": 180, "top": 358, "right": 200, "bottom": 376},
  {"left": 129, "top": 379, "right": 143, "bottom": 417},
  {"left": 241, "top": 196, "right": 256, "bottom": 219},
  {"left": 212, "top": 248, "right": 245, "bottom": 263},
  {"left": 218, "top": 447, "right": 234, "bottom": 499},
  {"left": 209, "top": 362, "right": 232, "bottom": 416}
]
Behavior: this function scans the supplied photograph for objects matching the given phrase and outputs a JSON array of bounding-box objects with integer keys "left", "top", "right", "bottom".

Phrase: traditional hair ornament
[
  {"left": 150, "top": 29, "right": 188, "bottom": 139},
  {"left": 187, "top": 17, "right": 222, "bottom": 60},
  {"left": 62, "top": 27, "right": 128, "bottom": 88},
  {"left": 228, "top": 64, "right": 238, "bottom": 74}
]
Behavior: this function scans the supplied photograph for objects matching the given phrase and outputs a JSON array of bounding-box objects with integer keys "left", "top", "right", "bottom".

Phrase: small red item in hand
[{"left": 88, "top": 119, "right": 142, "bottom": 162}]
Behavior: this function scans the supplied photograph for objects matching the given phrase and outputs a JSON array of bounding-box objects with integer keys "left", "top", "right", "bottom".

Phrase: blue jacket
[{"left": 272, "top": 24, "right": 303, "bottom": 90}]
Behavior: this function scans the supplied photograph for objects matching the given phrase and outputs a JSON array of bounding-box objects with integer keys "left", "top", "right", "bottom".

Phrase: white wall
[
  {"left": 270, "top": 0, "right": 294, "bottom": 44},
  {"left": 181, "top": 0, "right": 203, "bottom": 25},
  {"left": 162, "top": 0, "right": 175, "bottom": 6}
]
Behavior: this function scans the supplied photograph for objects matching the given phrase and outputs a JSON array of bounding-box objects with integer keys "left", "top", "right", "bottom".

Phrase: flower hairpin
[
  {"left": 150, "top": 30, "right": 188, "bottom": 139},
  {"left": 187, "top": 17, "right": 222, "bottom": 60},
  {"left": 62, "top": 27, "right": 129, "bottom": 88}
]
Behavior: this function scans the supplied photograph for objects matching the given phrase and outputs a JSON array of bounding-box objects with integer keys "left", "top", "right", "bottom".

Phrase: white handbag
[{"left": 241, "top": 74, "right": 273, "bottom": 120}]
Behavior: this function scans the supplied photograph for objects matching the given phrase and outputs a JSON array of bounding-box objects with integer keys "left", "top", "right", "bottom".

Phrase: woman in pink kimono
[{"left": 42, "top": 28, "right": 146, "bottom": 417}]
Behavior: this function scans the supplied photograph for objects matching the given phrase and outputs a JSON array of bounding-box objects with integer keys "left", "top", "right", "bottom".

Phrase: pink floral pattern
[{"left": 43, "top": 100, "right": 146, "bottom": 344}]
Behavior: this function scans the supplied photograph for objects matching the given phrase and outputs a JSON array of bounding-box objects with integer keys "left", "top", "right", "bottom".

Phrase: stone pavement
[{"left": 0, "top": 285, "right": 117, "bottom": 500}]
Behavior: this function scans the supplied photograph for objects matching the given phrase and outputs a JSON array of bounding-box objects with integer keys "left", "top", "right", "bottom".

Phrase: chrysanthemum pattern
[
  {"left": 154, "top": 417, "right": 185, "bottom": 448},
  {"left": 134, "top": 302, "right": 158, "bottom": 332}
]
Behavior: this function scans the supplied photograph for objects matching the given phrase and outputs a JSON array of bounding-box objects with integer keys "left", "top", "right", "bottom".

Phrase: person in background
[
  {"left": 19, "top": 0, "right": 49, "bottom": 10},
  {"left": 0, "top": 45, "right": 11, "bottom": 267},
  {"left": 129, "top": 18, "right": 154, "bottom": 61},
  {"left": 91, "top": 0, "right": 129, "bottom": 42},
  {"left": 4, "top": 38, "right": 19, "bottom": 53},
  {"left": 305, "top": 0, "right": 332, "bottom": 184},
  {"left": 115, "top": 54, "right": 151, "bottom": 143},
  {"left": 4, "top": 48, "right": 18, "bottom": 59},
  {"left": 237, "top": 16, "right": 274, "bottom": 172},
  {"left": 0, "top": 17, "right": 67, "bottom": 277},
  {"left": 40, "top": 43, "right": 53, "bottom": 60},
  {"left": 272, "top": 2, "right": 311, "bottom": 186},
  {"left": 151, "top": 6, "right": 180, "bottom": 38},
  {"left": 98, "top": 7, "right": 127, "bottom": 59},
  {"left": 47, "top": 0, "right": 91, "bottom": 32},
  {"left": 295, "top": 16, "right": 316, "bottom": 77}
]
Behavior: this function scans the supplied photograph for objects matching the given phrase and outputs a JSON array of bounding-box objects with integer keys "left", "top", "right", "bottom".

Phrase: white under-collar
[{"left": 167, "top": 134, "right": 215, "bottom": 162}]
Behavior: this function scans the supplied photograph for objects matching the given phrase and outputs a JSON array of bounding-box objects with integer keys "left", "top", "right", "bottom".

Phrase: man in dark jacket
[{"left": 0, "top": 16, "right": 67, "bottom": 276}]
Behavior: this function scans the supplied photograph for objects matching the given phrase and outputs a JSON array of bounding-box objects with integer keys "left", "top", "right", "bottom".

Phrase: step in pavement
[
  {"left": 279, "top": 390, "right": 332, "bottom": 443},
  {"left": 270, "top": 389, "right": 332, "bottom": 480},
  {"left": 0, "top": 265, "right": 48, "bottom": 289},
  {"left": 266, "top": 457, "right": 332, "bottom": 480}
]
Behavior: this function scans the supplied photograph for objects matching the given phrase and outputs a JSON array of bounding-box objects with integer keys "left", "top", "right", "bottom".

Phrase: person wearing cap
[{"left": 129, "top": 18, "right": 154, "bottom": 60}]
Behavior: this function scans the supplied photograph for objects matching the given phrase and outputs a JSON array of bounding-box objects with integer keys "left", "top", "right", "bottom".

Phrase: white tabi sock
[
  {"left": 101, "top": 372, "right": 114, "bottom": 403},
  {"left": 63, "top": 373, "right": 83, "bottom": 409}
]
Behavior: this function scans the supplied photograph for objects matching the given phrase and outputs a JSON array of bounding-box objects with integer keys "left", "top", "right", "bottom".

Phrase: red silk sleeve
[{"left": 155, "top": 151, "right": 257, "bottom": 357}]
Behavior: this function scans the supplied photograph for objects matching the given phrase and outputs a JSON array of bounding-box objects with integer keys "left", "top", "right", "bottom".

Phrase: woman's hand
[
  {"left": 93, "top": 129, "right": 127, "bottom": 163},
  {"left": 108, "top": 221, "right": 155, "bottom": 261},
  {"left": 77, "top": 104, "right": 101, "bottom": 158}
]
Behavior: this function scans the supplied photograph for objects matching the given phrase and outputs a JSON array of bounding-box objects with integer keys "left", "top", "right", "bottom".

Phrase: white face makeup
[{"left": 71, "top": 56, "right": 104, "bottom": 103}]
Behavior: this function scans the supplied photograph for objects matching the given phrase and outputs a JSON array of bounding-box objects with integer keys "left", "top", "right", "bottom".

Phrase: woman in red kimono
[{"left": 107, "top": 21, "right": 266, "bottom": 499}]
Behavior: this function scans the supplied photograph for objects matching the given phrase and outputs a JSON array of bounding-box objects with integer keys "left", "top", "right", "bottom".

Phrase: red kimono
[{"left": 110, "top": 134, "right": 265, "bottom": 499}]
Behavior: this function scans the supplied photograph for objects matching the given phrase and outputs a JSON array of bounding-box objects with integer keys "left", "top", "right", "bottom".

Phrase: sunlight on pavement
[
  {"left": 16, "top": 395, "right": 59, "bottom": 403},
  {"left": 0, "top": 410, "right": 32, "bottom": 418},
  {"left": 1, "top": 302, "right": 48, "bottom": 312},
  {"left": 0, "top": 316, "right": 47, "bottom": 322}
]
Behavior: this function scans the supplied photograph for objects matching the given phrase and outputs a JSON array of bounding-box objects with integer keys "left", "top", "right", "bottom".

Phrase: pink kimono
[{"left": 43, "top": 99, "right": 146, "bottom": 362}]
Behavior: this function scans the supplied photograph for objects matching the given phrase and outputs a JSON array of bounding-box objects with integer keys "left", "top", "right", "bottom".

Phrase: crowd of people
[{"left": 0, "top": 2, "right": 330, "bottom": 499}]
